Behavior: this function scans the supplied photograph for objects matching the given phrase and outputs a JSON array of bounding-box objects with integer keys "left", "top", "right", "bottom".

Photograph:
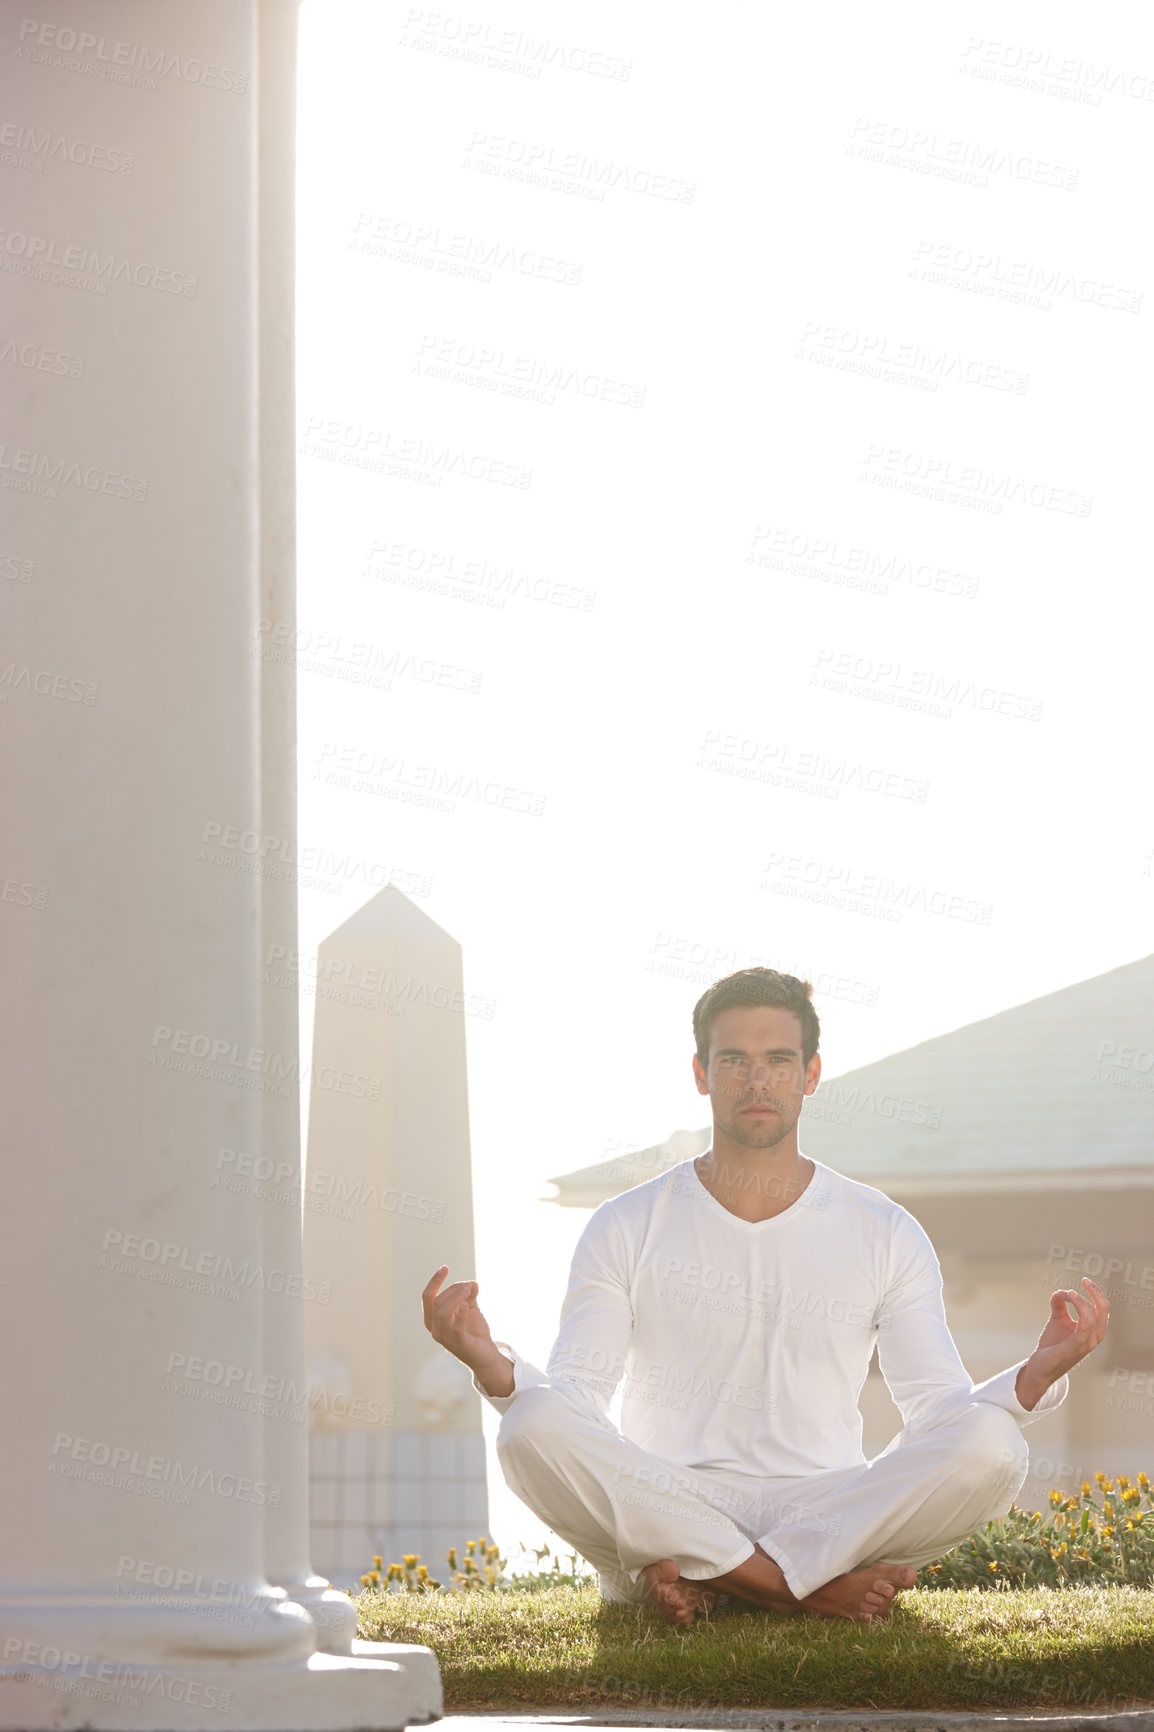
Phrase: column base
[
  {"left": 0, "top": 1644, "right": 441, "bottom": 1731},
  {"left": 270, "top": 1573, "right": 359, "bottom": 1655}
]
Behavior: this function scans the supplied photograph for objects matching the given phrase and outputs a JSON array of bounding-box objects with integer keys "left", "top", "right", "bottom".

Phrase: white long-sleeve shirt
[{"left": 474, "top": 1157, "right": 1067, "bottom": 1477}]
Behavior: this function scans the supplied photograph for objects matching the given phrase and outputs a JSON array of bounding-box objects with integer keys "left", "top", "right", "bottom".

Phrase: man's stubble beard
[{"left": 719, "top": 1106, "right": 802, "bottom": 1151}]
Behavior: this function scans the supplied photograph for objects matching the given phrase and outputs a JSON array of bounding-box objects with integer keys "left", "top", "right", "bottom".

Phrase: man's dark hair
[{"left": 693, "top": 967, "right": 821, "bottom": 1070}]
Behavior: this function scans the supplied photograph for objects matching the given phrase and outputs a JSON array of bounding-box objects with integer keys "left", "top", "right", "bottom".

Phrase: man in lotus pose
[{"left": 422, "top": 968, "right": 1108, "bottom": 1625}]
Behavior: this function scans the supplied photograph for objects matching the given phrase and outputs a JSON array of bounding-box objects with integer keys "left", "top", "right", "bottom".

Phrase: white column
[
  {"left": 0, "top": 2, "right": 436, "bottom": 1723},
  {"left": 252, "top": 0, "right": 358, "bottom": 1659}
]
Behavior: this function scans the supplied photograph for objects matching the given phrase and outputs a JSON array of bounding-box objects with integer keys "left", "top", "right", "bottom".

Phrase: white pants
[{"left": 495, "top": 1384, "right": 1031, "bottom": 1603}]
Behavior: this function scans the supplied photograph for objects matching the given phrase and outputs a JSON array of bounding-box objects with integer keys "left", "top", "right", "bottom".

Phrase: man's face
[{"left": 692, "top": 1004, "right": 820, "bottom": 1150}]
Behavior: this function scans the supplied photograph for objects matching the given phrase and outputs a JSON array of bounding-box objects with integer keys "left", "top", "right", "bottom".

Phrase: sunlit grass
[
  {"left": 354, "top": 1581, "right": 1154, "bottom": 1710},
  {"left": 350, "top": 1475, "right": 1154, "bottom": 1709}
]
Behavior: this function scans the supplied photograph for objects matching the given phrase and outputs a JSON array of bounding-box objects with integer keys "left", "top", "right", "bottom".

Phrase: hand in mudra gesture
[
  {"left": 422, "top": 1264, "right": 498, "bottom": 1372},
  {"left": 1031, "top": 1275, "right": 1109, "bottom": 1380}
]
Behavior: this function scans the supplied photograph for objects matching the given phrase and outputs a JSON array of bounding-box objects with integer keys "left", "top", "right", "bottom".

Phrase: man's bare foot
[
  {"left": 799, "top": 1562, "right": 918, "bottom": 1622},
  {"left": 638, "top": 1558, "right": 723, "bottom": 1628},
  {"left": 704, "top": 1544, "right": 918, "bottom": 1623}
]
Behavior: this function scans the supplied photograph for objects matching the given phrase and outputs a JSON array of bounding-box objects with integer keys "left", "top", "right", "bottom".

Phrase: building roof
[
  {"left": 544, "top": 953, "right": 1154, "bottom": 1206},
  {"left": 544, "top": 1125, "right": 712, "bottom": 1208}
]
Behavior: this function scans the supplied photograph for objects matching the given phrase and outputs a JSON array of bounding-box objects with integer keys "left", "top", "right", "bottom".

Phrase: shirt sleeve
[
  {"left": 469, "top": 1342, "right": 550, "bottom": 1417},
  {"left": 470, "top": 1201, "right": 635, "bottom": 1421},
  {"left": 876, "top": 1210, "right": 1069, "bottom": 1430}
]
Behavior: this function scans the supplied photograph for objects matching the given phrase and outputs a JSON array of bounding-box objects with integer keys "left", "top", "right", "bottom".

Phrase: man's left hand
[{"left": 1015, "top": 1276, "right": 1109, "bottom": 1410}]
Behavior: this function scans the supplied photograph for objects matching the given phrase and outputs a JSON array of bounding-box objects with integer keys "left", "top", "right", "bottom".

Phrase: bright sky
[{"left": 294, "top": 0, "right": 1153, "bottom": 1557}]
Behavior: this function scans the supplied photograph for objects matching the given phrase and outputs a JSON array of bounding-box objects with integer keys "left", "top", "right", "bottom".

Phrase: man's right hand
[{"left": 422, "top": 1265, "right": 515, "bottom": 1398}]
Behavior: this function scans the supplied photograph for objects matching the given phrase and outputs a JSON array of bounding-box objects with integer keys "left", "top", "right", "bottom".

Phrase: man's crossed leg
[{"left": 496, "top": 1384, "right": 1031, "bottom": 1625}]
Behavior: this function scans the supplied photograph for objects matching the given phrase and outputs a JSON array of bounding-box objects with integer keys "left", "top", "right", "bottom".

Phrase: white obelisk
[{"left": 303, "top": 892, "right": 490, "bottom": 1583}]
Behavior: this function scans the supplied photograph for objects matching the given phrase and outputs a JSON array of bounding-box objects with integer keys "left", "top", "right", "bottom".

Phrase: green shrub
[
  {"left": 354, "top": 1536, "right": 596, "bottom": 1596},
  {"left": 917, "top": 1471, "right": 1154, "bottom": 1589}
]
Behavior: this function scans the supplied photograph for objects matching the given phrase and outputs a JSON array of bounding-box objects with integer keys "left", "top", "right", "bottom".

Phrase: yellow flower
[
  {"left": 1095, "top": 1471, "right": 1107, "bottom": 1484},
  {"left": 1102, "top": 1526, "right": 1115, "bottom": 1538},
  {"left": 1048, "top": 1488, "right": 1063, "bottom": 1505},
  {"left": 373, "top": 1555, "right": 383, "bottom": 1570},
  {"left": 360, "top": 1575, "right": 370, "bottom": 1586},
  {"left": 1117, "top": 1475, "right": 1131, "bottom": 1488},
  {"left": 988, "top": 1561, "right": 998, "bottom": 1571},
  {"left": 403, "top": 1554, "right": 419, "bottom": 1568},
  {"left": 446, "top": 1548, "right": 458, "bottom": 1568},
  {"left": 1081, "top": 1481, "right": 1092, "bottom": 1497},
  {"left": 1102, "top": 1478, "right": 1116, "bottom": 1494},
  {"left": 1122, "top": 1487, "right": 1141, "bottom": 1503},
  {"left": 416, "top": 1565, "right": 428, "bottom": 1579},
  {"left": 1138, "top": 1471, "right": 1149, "bottom": 1488}
]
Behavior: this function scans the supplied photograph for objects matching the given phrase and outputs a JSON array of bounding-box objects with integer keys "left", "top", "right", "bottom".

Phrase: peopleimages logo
[
  {"left": 0, "top": 228, "right": 198, "bottom": 296},
  {"left": 0, "top": 119, "right": 135, "bottom": 173},
  {"left": 0, "top": 443, "right": 148, "bottom": 499},
  {"left": 49, "top": 1433, "right": 279, "bottom": 1506},
  {"left": 149, "top": 1024, "right": 300, "bottom": 1080},
  {"left": 16, "top": 18, "right": 249, "bottom": 92},
  {"left": 1, "top": 1637, "right": 233, "bottom": 1712},
  {"left": 698, "top": 731, "right": 929, "bottom": 804},
  {"left": 147, "top": 1023, "right": 382, "bottom": 1102},
  {"left": 100, "top": 1230, "right": 332, "bottom": 1304},
  {"left": 164, "top": 1354, "right": 393, "bottom": 1427},
  {"left": 397, "top": 10, "right": 632, "bottom": 81}
]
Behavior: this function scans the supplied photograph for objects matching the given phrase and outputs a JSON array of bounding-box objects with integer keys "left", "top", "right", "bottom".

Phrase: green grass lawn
[{"left": 354, "top": 1582, "right": 1154, "bottom": 1712}]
